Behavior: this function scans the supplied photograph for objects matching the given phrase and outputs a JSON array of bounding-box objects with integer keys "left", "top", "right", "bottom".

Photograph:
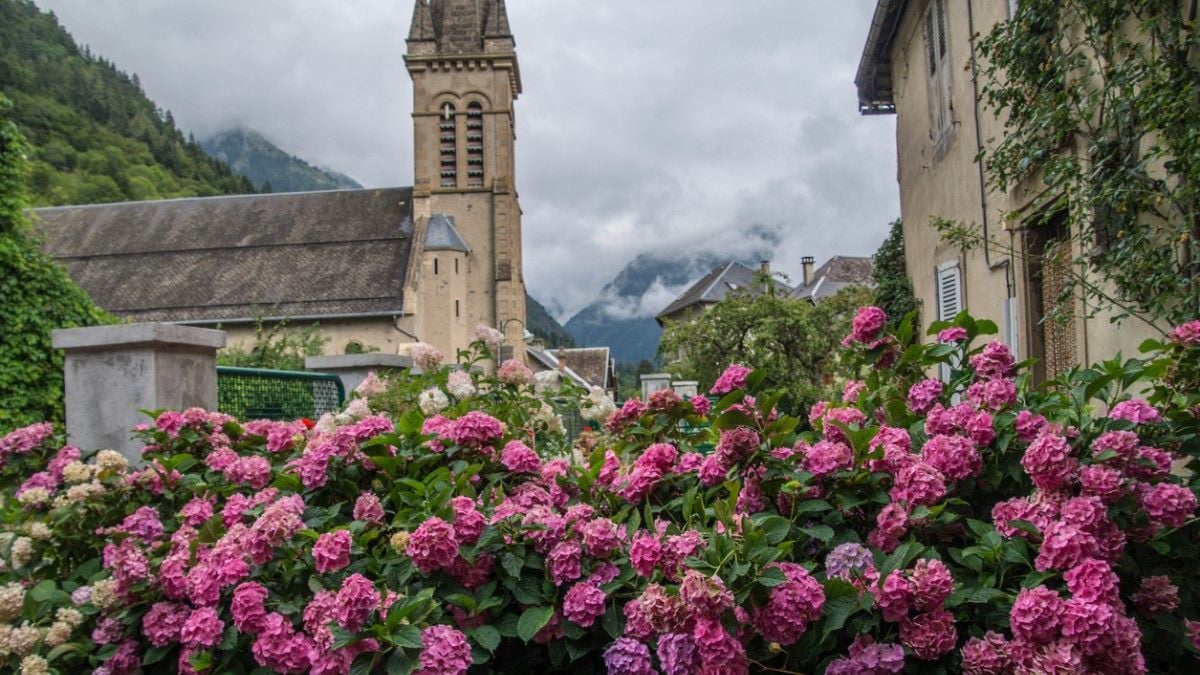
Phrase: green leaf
[
  {"left": 801, "top": 525, "right": 834, "bottom": 543},
  {"left": 757, "top": 566, "right": 788, "bottom": 588},
  {"left": 501, "top": 550, "right": 525, "bottom": 578},
  {"left": 468, "top": 625, "right": 501, "bottom": 653},
  {"left": 391, "top": 625, "right": 423, "bottom": 650},
  {"left": 755, "top": 515, "right": 792, "bottom": 545},
  {"left": 517, "top": 606, "right": 555, "bottom": 643}
]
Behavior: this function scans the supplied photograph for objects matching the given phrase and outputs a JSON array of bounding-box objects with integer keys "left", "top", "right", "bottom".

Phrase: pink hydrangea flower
[
  {"left": 415, "top": 625, "right": 472, "bottom": 675},
  {"left": 804, "top": 440, "right": 853, "bottom": 477},
  {"left": 546, "top": 540, "right": 582, "bottom": 586},
  {"left": 143, "top": 601, "right": 190, "bottom": 647},
  {"left": 689, "top": 395, "right": 711, "bottom": 417},
  {"left": 1021, "top": 433, "right": 1078, "bottom": 491},
  {"left": 1014, "top": 410, "right": 1048, "bottom": 442},
  {"left": 180, "top": 607, "right": 224, "bottom": 649},
  {"left": 603, "top": 637, "right": 655, "bottom": 675},
  {"left": 335, "top": 573, "right": 381, "bottom": 632},
  {"left": 890, "top": 462, "right": 947, "bottom": 506},
  {"left": 709, "top": 364, "right": 751, "bottom": 395},
  {"left": 409, "top": 342, "right": 444, "bottom": 371},
  {"left": 563, "top": 582, "right": 607, "bottom": 627},
  {"left": 869, "top": 502, "right": 909, "bottom": 552},
  {"left": 921, "top": 435, "right": 981, "bottom": 481},
  {"left": 960, "top": 631, "right": 1010, "bottom": 675},
  {"left": 449, "top": 496, "right": 484, "bottom": 544},
  {"left": 899, "top": 608, "right": 958, "bottom": 660},
  {"left": 497, "top": 358, "right": 533, "bottom": 385},
  {"left": 629, "top": 531, "right": 662, "bottom": 577},
  {"left": 1036, "top": 521, "right": 1096, "bottom": 572},
  {"left": 1079, "top": 465, "right": 1125, "bottom": 503},
  {"left": 970, "top": 341, "right": 1015, "bottom": 380},
  {"left": 447, "top": 411, "right": 505, "bottom": 447},
  {"left": 581, "top": 517, "right": 623, "bottom": 558},
  {"left": 1063, "top": 558, "right": 1120, "bottom": 607},
  {"left": 312, "top": 530, "right": 352, "bottom": 573},
  {"left": 679, "top": 569, "right": 735, "bottom": 619},
  {"left": 1132, "top": 575, "right": 1179, "bottom": 616},
  {"left": 657, "top": 633, "right": 699, "bottom": 675},
  {"left": 908, "top": 558, "right": 953, "bottom": 611},
  {"left": 1109, "top": 399, "right": 1162, "bottom": 424},
  {"left": 1010, "top": 586, "right": 1063, "bottom": 643},
  {"left": 967, "top": 378, "right": 1017, "bottom": 410},
  {"left": 753, "top": 564, "right": 825, "bottom": 645},
  {"left": 1140, "top": 482, "right": 1197, "bottom": 528},
  {"left": 843, "top": 379, "right": 867, "bottom": 402},
  {"left": 849, "top": 306, "right": 888, "bottom": 343},
  {"left": 407, "top": 517, "right": 459, "bottom": 573},
  {"left": 937, "top": 326, "right": 968, "bottom": 343},
  {"left": 691, "top": 616, "right": 747, "bottom": 671},
  {"left": 1169, "top": 320, "right": 1200, "bottom": 345},
  {"left": 907, "top": 378, "right": 944, "bottom": 414},
  {"left": 353, "top": 492, "right": 385, "bottom": 524},
  {"left": 231, "top": 582, "right": 270, "bottom": 634},
  {"left": 500, "top": 440, "right": 542, "bottom": 473},
  {"left": 876, "top": 570, "right": 912, "bottom": 622}
]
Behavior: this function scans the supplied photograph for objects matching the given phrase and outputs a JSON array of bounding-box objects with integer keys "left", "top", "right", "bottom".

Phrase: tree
[
  {"left": 872, "top": 218, "right": 919, "bottom": 329},
  {"left": 659, "top": 275, "right": 872, "bottom": 413},
  {"left": 962, "top": 0, "right": 1200, "bottom": 326},
  {"left": 217, "top": 318, "right": 329, "bottom": 371},
  {"left": 0, "top": 93, "right": 111, "bottom": 430}
]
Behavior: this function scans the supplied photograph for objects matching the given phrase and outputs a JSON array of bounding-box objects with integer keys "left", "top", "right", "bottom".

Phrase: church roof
[
  {"left": 423, "top": 213, "right": 471, "bottom": 253},
  {"left": 790, "top": 256, "right": 876, "bottom": 302},
  {"left": 34, "top": 187, "right": 415, "bottom": 323}
]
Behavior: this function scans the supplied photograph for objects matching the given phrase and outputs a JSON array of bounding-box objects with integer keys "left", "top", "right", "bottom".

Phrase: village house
[{"left": 855, "top": 0, "right": 1160, "bottom": 381}]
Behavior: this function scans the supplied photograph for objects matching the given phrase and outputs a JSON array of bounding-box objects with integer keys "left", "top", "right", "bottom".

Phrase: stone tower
[{"left": 406, "top": 0, "right": 527, "bottom": 360}]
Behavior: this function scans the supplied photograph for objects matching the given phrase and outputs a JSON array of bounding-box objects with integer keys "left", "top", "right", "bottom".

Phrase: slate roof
[
  {"left": 525, "top": 346, "right": 591, "bottom": 389},
  {"left": 35, "top": 187, "right": 415, "bottom": 323},
  {"left": 548, "top": 347, "right": 612, "bottom": 390},
  {"left": 411, "top": 0, "right": 512, "bottom": 53},
  {"left": 791, "top": 256, "right": 876, "bottom": 302},
  {"left": 424, "top": 213, "right": 471, "bottom": 252},
  {"left": 656, "top": 261, "right": 790, "bottom": 324}
]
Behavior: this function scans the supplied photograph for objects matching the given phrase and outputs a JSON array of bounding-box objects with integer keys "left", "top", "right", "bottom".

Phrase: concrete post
[
  {"left": 671, "top": 381, "right": 700, "bottom": 398},
  {"left": 304, "top": 354, "right": 413, "bottom": 395},
  {"left": 51, "top": 323, "right": 226, "bottom": 462},
  {"left": 640, "top": 373, "right": 673, "bottom": 401}
]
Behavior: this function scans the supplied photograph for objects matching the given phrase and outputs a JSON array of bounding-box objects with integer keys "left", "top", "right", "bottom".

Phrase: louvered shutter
[
  {"left": 925, "top": 0, "right": 952, "bottom": 143},
  {"left": 936, "top": 262, "right": 962, "bottom": 321}
]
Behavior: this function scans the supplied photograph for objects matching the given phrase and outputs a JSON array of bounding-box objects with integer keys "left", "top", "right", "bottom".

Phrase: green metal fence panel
[{"left": 216, "top": 366, "right": 345, "bottom": 421}]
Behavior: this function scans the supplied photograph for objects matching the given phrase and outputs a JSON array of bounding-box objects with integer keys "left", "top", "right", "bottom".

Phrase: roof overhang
[{"left": 855, "top": 0, "right": 909, "bottom": 115}]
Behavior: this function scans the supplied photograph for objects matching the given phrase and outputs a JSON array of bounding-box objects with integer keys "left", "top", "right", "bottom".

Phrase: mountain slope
[
  {"left": 526, "top": 294, "right": 574, "bottom": 348},
  {"left": 201, "top": 129, "right": 362, "bottom": 193},
  {"left": 565, "top": 253, "right": 726, "bottom": 364},
  {"left": 0, "top": 0, "right": 255, "bottom": 205}
]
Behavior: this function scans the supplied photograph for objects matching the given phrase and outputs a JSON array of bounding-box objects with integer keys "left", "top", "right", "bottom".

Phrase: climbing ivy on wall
[
  {"left": 971, "top": 0, "right": 1200, "bottom": 326},
  {"left": 0, "top": 93, "right": 112, "bottom": 431}
]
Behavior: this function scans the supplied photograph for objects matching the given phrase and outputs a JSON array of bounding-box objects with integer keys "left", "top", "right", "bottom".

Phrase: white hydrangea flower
[
  {"left": 94, "top": 449, "right": 128, "bottom": 474},
  {"left": 534, "top": 401, "right": 565, "bottom": 434},
  {"left": 473, "top": 324, "right": 505, "bottom": 351},
  {"left": 343, "top": 397, "right": 371, "bottom": 420},
  {"left": 90, "top": 579, "right": 119, "bottom": 611},
  {"left": 6, "top": 622, "right": 40, "bottom": 656},
  {"left": 580, "top": 386, "right": 617, "bottom": 421},
  {"left": 15, "top": 489, "right": 49, "bottom": 507},
  {"left": 55, "top": 607, "right": 83, "bottom": 628},
  {"left": 43, "top": 621, "right": 72, "bottom": 647},
  {"left": 418, "top": 387, "right": 450, "bottom": 415},
  {"left": 447, "top": 370, "right": 476, "bottom": 399},
  {"left": 25, "top": 523, "right": 51, "bottom": 541},
  {"left": 9, "top": 537, "right": 33, "bottom": 568},
  {"left": 61, "top": 461, "right": 92, "bottom": 484},
  {"left": 0, "top": 582, "right": 25, "bottom": 622},
  {"left": 534, "top": 369, "right": 561, "bottom": 394}
]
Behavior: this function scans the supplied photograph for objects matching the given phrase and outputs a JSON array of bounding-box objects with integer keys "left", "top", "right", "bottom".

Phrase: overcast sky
[{"left": 35, "top": 0, "right": 899, "bottom": 321}]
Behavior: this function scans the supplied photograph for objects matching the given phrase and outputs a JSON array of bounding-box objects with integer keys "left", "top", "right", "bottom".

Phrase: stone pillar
[
  {"left": 304, "top": 354, "right": 413, "bottom": 395},
  {"left": 640, "top": 373, "right": 673, "bottom": 401},
  {"left": 671, "top": 381, "right": 700, "bottom": 398},
  {"left": 51, "top": 323, "right": 226, "bottom": 462}
]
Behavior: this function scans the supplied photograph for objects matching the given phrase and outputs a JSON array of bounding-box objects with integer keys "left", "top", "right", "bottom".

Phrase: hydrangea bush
[{"left": 1, "top": 316, "right": 1199, "bottom": 674}]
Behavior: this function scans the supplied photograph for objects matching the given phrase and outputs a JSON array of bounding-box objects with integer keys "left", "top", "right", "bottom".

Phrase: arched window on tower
[
  {"left": 439, "top": 103, "right": 457, "bottom": 187},
  {"left": 466, "top": 102, "right": 484, "bottom": 187}
]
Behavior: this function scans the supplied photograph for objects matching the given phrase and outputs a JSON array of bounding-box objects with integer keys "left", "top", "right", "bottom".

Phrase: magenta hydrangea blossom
[
  {"left": 1140, "top": 482, "right": 1197, "bottom": 528},
  {"left": 960, "top": 631, "right": 1011, "bottom": 675},
  {"left": 709, "top": 363, "right": 751, "bottom": 395},
  {"left": 1021, "top": 433, "right": 1077, "bottom": 491},
  {"left": 180, "top": 607, "right": 224, "bottom": 649},
  {"left": 500, "top": 440, "right": 541, "bottom": 474},
  {"left": 312, "top": 530, "right": 352, "bottom": 573},
  {"left": 970, "top": 341, "right": 1015, "bottom": 380},
  {"left": 1169, "top": 319, "right": 1200, "bottom": 345},
  {"left": 447, "top": 411, "right": 505, "bottom": 447},
  {"left": 899, "top": 608, "right": 958, "bottom": 661},
  {"left": 1009, "top": 586, "right": 1062, "bottom": 643},
  {"left": 415, "top": 625, "right": 472, "bottom": 675},
  {"left": 628, "top": 531, "right": 662, "bottom": 577},
  {"left": 407, "top": 517, "right": 459, "bottom": 574},
  {"left": 907, "top": 378, "right": 944, "bottom": 414},
  {"left": 937, "top": 326, "right": 968, "bottom": 343},
  {"left": 848, "top": 306, "right": 887, "bottom": 343},
  {"left": 602, "top": 638, "right": 655, "bottom": 675},
  {"left": 921, "top": 434, "right": 981, "bottom": 481},
  {"left": 353, "top": 492, "right": 385, "bottom": 524},
  {"left": 563, "top": 581, "right": 607, "bottom": 627},
  {"left": 1108, "top": 398, "right": 1162, "bottom": 424},
  {"left": 657, "top": 633, "right": 699, "bottom": 675},
  {"left": 546, "top": 540, "right": 582, "bottom": 586}
]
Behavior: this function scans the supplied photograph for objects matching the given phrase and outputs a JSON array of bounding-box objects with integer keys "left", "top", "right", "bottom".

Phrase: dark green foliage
[
  {"left": 872, "top": 218, "right": 919, "bottom": 329},
  {"left": 659, "top": 276, "right": 873, "bottom": 414},
  {"left": 200, "top": 128, "right": 362, "bottom": 193},
  {"left": 0, "top": 0, "right": 256, "bottom": 205},
  {"left": 0, "top": 93, "right": 111, "bottom": 430},
  {"left": 615, "top": 359, "right": 656, "bottom": 400},
  {"left": 973, "top": 0, "right": 1200, "bottom": 324},
  {"left": 526, "top": 293, "right": 575, "bottom": 349}
]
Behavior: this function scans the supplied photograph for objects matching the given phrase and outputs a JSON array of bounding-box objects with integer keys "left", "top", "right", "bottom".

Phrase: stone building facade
[
  {"left": 35, "top": 0, "right": 528, "bottom": 364},
  {"left": 856, "top": 0, "right": 1159, "bottom": 381}
]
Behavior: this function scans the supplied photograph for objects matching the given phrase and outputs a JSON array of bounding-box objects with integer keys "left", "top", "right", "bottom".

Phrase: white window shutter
[{"left": 936, "top": 262, "right": 962, "bottom": 321}]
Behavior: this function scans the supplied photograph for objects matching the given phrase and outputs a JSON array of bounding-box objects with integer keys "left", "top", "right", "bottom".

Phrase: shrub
[{"left": 1, "top": 315, "right": 1199, "bottom": 674}]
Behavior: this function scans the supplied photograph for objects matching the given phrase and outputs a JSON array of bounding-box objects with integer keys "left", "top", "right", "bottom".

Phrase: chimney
[{"left": 801, "top": 256, "right": 815, "bottom": 286}]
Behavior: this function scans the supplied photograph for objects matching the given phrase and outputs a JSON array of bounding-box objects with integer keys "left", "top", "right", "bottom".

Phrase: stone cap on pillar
[{"left": 52, "top": 323, "right": 226, "bottom": 351}]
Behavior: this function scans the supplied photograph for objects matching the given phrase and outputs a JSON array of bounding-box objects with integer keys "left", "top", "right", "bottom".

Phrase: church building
[{"left": 35, "top": 0, "right": 528, "bottom": 362}]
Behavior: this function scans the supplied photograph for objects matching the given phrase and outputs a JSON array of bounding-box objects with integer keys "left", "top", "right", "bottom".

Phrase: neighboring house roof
[
  {"left": 548, "top": 347, "right": 612, "bottom": 390},
  {"left": 791, "top": 256, "right": 876, "bottom": 302},
  {"left": 525, "top": 346, "right": 590, "bottom": 389},
  {"left": 855, "top": 0, "right": 908, "bottom": 114},
  {"left": 656, "top": 261, "right": 790, "bottom": 324},
  {"left": 34, "top": 187, "right": 414, "bottom": 323},
  {"left": 424, "top": 213, "right": 471, "bottom": 253}
]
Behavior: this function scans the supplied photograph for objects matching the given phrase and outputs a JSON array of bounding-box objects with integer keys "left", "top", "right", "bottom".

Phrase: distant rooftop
[
  {"left": 791, "top": 256, "right": 876, "bottom": 302},
  {"left": 656, "top": 261, "right": 791, "bottom": 324}
]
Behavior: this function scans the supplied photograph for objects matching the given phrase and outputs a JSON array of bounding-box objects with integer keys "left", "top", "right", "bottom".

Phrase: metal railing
[{"left": 216, "top": 366, "right": 344, "bottom": 421}]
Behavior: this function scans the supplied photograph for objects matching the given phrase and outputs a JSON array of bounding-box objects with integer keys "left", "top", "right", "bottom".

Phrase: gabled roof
[
  {"left": 35, "top": 187, "right": 414, "bottom": 323},
  {"left": 791, "top": 256, "right": 876, "bottom": 302},
  {"left": 855, "top": 0, "right": 908, "bottom": 114},
  {"left": 414, "top": 0, "right": 512, "bottom": 54},
  {"left": 656, "top": 261, "right": 789, "bottom": 324},
  {"left": 549, "top": 347, "right": 612, "bottom": 390},
  {"left": 424, "top": 213, "right": 471, "bottom": 253},
  {"left": 525, "top": 346, "right": 591, "bottom": 389}
]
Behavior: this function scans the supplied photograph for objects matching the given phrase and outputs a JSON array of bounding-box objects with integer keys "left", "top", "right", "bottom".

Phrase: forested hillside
[
  {"left": 202, "top": 128, "right": 362, "bottom": 193},
  {"left": 0, "top": 0, "right": 255, "bottom": 205}
]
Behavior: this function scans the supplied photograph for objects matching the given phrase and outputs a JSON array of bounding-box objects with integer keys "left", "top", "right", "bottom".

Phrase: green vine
[{"left": 972, "top": 0, "right": 1200, "bottom": 325}]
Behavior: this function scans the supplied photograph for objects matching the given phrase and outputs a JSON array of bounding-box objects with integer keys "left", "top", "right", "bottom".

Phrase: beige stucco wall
[
  {"left": 888, "top": 0, "right": 1160, "bottom": 369},
  {"left": 413, "top": 248, "right": 471, "bottom": 359},
  {"left": 218, "top": 316, "right": 420, "bottom": 361}
]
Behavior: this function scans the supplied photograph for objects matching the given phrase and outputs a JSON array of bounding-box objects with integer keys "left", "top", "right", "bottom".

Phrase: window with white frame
[
  {"left": 936, "top": 260, "right": 963, "bottom": 381},
  {"left": 924, "top": 0, "right": 953, "bottom": 148}
]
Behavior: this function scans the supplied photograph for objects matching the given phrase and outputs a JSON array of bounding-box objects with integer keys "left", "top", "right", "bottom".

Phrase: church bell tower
[{"left": 406, "top": 0, "right": 527, "bottom": 359}]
